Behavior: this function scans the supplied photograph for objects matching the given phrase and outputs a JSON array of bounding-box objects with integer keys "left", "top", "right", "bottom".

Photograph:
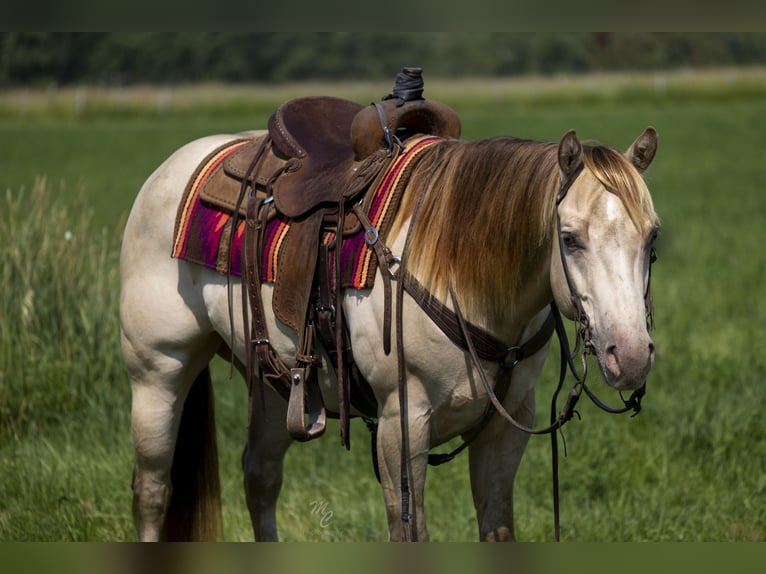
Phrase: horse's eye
[{"left": 562, "top": 232, "right": 583, "bottom": 252}]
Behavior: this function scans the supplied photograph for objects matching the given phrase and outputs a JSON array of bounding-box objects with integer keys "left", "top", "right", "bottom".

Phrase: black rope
[{"left": 383, "top": 67, "right": 425, "bottom": 106}]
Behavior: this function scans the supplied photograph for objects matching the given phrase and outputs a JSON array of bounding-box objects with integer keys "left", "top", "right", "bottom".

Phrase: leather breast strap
[{"left": 398, "top": 270, "right": 551, "bottom": 363}]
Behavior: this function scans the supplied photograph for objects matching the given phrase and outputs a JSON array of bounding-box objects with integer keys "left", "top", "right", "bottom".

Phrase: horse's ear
[
  {"left": 626, "top": 127, "right": 658, "bottom": 173},
  {"left": 558, "top": 129, "right": 583, "bottom": 184}
]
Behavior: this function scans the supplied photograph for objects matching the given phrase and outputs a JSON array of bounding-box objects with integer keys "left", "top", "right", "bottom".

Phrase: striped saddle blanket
[{"left": 171, "top": 134, "right": 440, "bottom": 289}]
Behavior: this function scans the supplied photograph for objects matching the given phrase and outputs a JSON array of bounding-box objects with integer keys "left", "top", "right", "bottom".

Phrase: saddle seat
[{"left": 268, "top": 96, "right": 365, "bottom": 218}]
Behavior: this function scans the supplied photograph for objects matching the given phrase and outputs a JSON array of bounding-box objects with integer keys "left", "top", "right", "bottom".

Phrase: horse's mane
[
  {"left": 390, "top": 136, "right": 657, "bottom": 325},
  {"left": 582, "top": 144, "right": 657, "bottom": 230}
]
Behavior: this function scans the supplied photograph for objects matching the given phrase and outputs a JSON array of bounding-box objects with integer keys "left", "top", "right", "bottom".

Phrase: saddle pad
[
  {"left": 172, "top": 135, "right": 441, "bottom": 288},
  {"left": 172, "top": 139, "right": 250, "bottom": 275}
]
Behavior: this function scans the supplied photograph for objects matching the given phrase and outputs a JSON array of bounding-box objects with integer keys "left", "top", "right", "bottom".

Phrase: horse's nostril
[{"left": 605, "top": 345, "right": 620, "bottom": 376}]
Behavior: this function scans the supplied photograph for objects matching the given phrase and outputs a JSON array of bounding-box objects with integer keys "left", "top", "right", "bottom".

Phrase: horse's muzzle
[{"left": 599, "top": 337, "right": 655, "bottom": 390}]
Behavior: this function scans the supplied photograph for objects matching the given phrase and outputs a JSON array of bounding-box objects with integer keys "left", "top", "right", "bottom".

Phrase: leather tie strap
[
  {"left": 373, "top": 102, "right": 405, "bottom": 157},
  {"left": 352, "top": 203, "right": 398, "bottom": 355}
]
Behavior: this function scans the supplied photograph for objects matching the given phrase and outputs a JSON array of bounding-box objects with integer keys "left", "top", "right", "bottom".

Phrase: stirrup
[{"left": 286, "top": 366, "right": 327, "bottom": 441}]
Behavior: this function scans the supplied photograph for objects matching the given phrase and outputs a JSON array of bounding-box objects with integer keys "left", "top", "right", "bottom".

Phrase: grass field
[{"left": 1, "top": 69, "right": 765, "bottom": 542}]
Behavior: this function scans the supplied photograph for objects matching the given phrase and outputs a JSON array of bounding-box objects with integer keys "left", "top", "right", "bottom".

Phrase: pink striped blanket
[{"left": 172, "top": 135, "right": 440, "bottom": 289}]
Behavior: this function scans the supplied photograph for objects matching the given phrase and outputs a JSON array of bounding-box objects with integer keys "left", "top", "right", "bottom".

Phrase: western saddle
[{"left": 213, "top": 68, "right": 461, "bottom": 447}]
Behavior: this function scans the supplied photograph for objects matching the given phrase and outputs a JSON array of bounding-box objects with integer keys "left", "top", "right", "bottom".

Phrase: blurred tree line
[{"left": 1, "top": 32, "right": 765, "bottom": 87}]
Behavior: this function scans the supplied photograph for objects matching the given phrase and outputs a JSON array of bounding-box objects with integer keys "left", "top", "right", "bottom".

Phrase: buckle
[
  {"left": 503, "top": 346, "right": 524, "bottom": 369},
  {"left": 315, "top": 303, "right": 336, "bottom": 322},
  {"left": 386, "top": 255, "right": 401, "bottom": 280}
]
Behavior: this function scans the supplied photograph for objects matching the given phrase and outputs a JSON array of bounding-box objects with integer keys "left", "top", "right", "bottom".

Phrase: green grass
[{"left": 1, "top": 72, "right": 765, "bottom": 541}]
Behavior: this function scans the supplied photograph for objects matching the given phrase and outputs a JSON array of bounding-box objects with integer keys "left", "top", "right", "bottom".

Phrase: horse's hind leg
[
  {"left": 122, "top": 317, "right": 221, "bottom": 541},
  {"left": 239, "top": 375, "right": 293, "bottom": 541}
]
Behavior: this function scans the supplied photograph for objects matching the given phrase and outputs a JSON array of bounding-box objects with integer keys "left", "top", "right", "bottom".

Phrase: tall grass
[
  {"left": 0, "top": 180, "right": 135, "bottom": 540},
  {"left": 0, "top": 179, "right": 124, "bottom": 442}
]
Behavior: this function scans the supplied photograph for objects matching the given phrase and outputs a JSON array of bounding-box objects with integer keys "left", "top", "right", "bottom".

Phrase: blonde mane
[{"left": 390, "top": 136, "right": 657, "bottom": 324}]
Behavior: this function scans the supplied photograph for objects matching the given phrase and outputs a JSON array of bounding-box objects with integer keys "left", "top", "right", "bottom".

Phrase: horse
[{"left": 119, "top": 123, "right": 659, "bottom": 542}]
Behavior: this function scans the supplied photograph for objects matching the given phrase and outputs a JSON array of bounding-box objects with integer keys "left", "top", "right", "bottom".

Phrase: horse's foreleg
[
  {"left": 241, "top": 380, "right": 293, "bottom": 541},
  {"left": 376, "top": 394, "right": 431, "bottom": 542},
  {"left": 468, "top": 387, "right": 535, "bottom": 542},
  {"left": 468, "top": 312, "right": 552, "bottom": 542}
]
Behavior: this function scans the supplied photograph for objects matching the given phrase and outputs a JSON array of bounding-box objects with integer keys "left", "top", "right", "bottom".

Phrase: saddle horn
[{"left": 351, "top": 67, "right": 461, "bottom": 160}]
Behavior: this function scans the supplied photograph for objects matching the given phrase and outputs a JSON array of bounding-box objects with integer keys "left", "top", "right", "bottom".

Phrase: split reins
[{"left": 392, "top": 156, "right": 654, "bottom": 542}]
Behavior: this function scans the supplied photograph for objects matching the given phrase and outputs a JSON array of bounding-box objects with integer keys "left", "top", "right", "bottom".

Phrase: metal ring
[{"left": 365, "top": 227, "right": 379, "bottom": 245}]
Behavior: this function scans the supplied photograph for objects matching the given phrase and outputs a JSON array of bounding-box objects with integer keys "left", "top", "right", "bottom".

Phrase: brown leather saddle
[
  {"left": 203, "top": 92, "right": 460, "bottom": 446},
  {"left": 201, "top": 95, "right": 461, "bottom": 218}
]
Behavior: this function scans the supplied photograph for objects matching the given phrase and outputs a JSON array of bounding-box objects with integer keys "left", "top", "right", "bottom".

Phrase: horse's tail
[{"left": 165, "top": 365, "right": 223, "bottom": 541}]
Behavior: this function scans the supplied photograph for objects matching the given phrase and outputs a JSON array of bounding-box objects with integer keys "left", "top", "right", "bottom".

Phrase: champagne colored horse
[{"left": 120, "top": 126, "right": 659, "bottom": 541}]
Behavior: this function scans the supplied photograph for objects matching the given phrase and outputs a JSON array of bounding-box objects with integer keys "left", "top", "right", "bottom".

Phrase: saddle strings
[{"left": 227, "top": 135, "right": 271, "bottom": 380}]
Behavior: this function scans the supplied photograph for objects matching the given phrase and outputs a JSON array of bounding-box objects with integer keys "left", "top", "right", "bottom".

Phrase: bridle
[
  {"left": 554, "top": 161, "right": 653, "bottom": 418},
  {"left": 394, "top": 156, "right": 657, "bottom": 541}
]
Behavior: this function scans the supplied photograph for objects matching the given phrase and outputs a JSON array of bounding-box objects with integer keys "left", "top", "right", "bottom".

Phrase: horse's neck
[
  {"left": 394, "top": 138, "right": 560, "bottom": 346},
  {"left": 392, "top": 224, "right": 555, "bottom": 348},
  {"left": 483, "top": 252, "right": 555, "bottom": 345}
]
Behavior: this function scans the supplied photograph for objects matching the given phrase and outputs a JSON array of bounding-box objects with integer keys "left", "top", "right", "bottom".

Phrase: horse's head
[{"left": 550, "top": 128, "right": 659, "bottom": 391}]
